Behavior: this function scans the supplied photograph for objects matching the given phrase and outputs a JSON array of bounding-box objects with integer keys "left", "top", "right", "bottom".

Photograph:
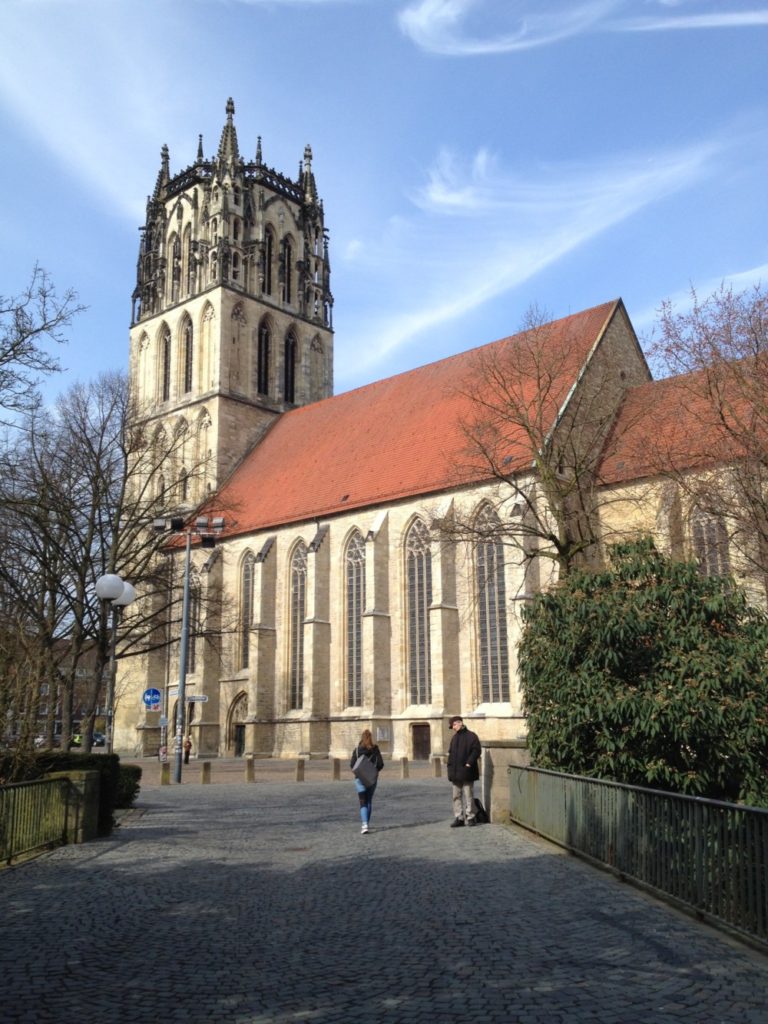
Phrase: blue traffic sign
[{"left": 143, "top": 687, "right": 161, "bottom": 709}]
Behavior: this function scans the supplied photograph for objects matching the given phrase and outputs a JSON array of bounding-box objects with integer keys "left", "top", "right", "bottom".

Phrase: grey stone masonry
[{"left": 1, "top": 770, "right": 767, "bottom": 1024}]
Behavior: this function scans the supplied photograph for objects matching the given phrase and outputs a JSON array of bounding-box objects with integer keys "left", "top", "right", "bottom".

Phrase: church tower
[{"left": 128, "top": 98, "right": 334, "bottom": 504}]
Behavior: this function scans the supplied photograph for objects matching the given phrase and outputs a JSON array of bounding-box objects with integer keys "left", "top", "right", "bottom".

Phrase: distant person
[
  {"left": 447, "top": 716, "right": 481, "bottom": 827},
  {"left": 183, "top": 736, "right": 192, "bottom": 764},
  {"left": 350, "top": 728, "right": 384, "bottom": 834}
]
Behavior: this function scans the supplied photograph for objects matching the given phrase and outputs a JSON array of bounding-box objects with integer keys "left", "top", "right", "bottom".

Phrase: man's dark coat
[{"left": 447, "top": 725, "right": 481, "bottom": 785}]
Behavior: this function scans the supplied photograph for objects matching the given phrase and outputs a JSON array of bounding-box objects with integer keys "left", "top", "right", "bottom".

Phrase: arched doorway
[
  {"left": 412, "top": 723, "right": 431, "bottom": 761},
  {"left": 228, "top": 692, "right": 248, "bottom": 757}
]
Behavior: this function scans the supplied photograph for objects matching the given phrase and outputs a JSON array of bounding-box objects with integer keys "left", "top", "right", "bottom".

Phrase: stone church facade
[{"left": 114, "top": 101, "right": 746, "bottom": 761}]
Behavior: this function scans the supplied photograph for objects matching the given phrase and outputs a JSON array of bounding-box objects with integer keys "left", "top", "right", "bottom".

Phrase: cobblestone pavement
[{"left": 2, "top": 771, "right": 768, "bottom": 1024}]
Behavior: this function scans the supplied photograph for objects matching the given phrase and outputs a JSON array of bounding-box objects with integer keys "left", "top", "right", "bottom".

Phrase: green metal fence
[
  {"left": 0, "top": 778, "right": 70, "bottom": 865},
  {"left": 509, "top": 766, "right": 768, "bottom": 948}
]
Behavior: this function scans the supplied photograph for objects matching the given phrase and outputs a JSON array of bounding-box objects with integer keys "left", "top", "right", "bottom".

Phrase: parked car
[{"left": 92, "top": 731, "right": 106, "bottom": 747}]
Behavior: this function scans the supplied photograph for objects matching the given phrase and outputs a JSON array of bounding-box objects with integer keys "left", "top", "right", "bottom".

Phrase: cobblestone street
[{"left": 1, "top": 768, "right": 767, "bottom": 1024}]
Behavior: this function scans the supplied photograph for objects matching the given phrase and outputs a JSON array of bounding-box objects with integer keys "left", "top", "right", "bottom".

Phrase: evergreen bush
[{"left": 520, "top": 538, "right": 768, "bottom": 806}]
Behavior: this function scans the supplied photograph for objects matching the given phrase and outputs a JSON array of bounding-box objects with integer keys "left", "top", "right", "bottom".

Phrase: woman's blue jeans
[{"left": 355, "top": 778, "right": 377, "bottom": 824}]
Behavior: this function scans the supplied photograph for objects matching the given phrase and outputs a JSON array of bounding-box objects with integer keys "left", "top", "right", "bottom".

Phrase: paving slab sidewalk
[{"left": 1, "top": 777, "right": 767, "bottom": 1024}]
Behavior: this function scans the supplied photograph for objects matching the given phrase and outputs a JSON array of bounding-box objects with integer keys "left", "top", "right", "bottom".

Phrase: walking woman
[{"left": 350, "top": 728, "right": 384, "bottom": 834}]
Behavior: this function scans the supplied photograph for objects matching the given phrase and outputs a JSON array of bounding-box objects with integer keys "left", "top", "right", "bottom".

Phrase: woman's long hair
[{"left": 359, "top": 728, "right": 374, "bottom": 750}]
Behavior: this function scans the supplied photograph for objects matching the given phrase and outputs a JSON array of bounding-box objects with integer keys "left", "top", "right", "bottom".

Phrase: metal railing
[
  {"left": 509, "top": 766, "right": 768, "bottom": 948},
  {"left": 0, "top": 778, "right": 70, "bottom": 865}
]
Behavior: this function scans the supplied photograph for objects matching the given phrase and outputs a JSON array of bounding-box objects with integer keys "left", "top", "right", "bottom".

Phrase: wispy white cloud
[
  {"left": 398, "top": 0, "right": 617, "bottom": 56},
  {"left": 340, "top": 135, "right": 724, "bottom": 376},
  {"left": 397, "top": 0, "right": 768, "bottom": 56}
]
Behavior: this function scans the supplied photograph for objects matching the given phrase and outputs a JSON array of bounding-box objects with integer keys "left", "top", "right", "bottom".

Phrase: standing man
[{"left": 447, "top": 715, "right": 481, "bottom": 827}]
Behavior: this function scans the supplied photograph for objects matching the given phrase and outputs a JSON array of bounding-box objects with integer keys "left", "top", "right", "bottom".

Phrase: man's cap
[{"left": 448, "top": 716, "right": 463, "bottom": 728}]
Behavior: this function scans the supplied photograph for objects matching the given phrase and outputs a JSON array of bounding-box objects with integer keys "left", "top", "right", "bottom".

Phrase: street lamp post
[
  {"left": 95, "top": 573, "right": 137, "bottom": 754},
  {"left": 154, "top": 515, "right": 225, "bottom": 783}
]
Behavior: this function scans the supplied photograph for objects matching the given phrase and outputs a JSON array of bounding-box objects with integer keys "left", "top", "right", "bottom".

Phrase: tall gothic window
[
  {"left": 161, "top": 327, "right": 171, "bottom": 402},
  {"left": 289, "top": 543, "right": 307, "bottom": 709},
  {"left": 475, "top": 507, "right": 510, "bottom": 703},
  {"left": 187, "top": 575, "right": 201, "bottom": 675},
  {"left": 345, "top": 532, "right": 366, "bottom": 707},
  {"left": 283, "top": 239, "right": 293, "bottom": 304},
  {"left": 264, "top": 229, "right": 274, "bottom": 295},
  {"left": 406, "top": 519, "right": 432, "bottom": 705},
  {"left": 692, "top": 510, "right": 731, "bottom": 578},
  {"left": 182, "top": 319, "right": 193, "bottom": 394},
  {"left": 240, "top": 553, "right": 255, "bottom": 670},
  {"left": 257, "top": 322, "right": 270, "bottom": 395},
  {"left": 284, "top": 332, "right": 297, "bottom": 404}
]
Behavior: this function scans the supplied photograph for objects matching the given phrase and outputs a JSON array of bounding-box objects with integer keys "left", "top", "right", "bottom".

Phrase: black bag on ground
[{"left": 473, "top": 798, "right": 489, "bottom": 824}]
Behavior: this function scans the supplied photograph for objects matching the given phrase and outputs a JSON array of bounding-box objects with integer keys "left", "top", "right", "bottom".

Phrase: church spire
[
  {"left": 302, "top": 144, "right": 317, "bottom": 202},
  {"left": 152, "top": 144, "right": 170, "bottom": 199},
  {"left": 196, "top": 133, "right": 204, "bottom": 163},
  {"left": 217, "top": 97, "right": 240, "bottom": 166}
]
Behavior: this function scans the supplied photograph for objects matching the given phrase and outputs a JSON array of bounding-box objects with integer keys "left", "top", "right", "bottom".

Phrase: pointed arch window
[
  {"left": 264, "top": 229, "right": 274, "bottom": 295},
  {"left": 257, "top": 322, "right": 270, "bottom": 395},
  {"left": 345, "top": 532, "right": 366, "bottom": 707},
  {"left": 692, "top": 509, "right": 731, "bottom": 578},
  {"left": 475, "top": 506, "right": 510, "bottom": 703},
  {"left": 284, "top": 332, "right": 297, "bottom": 404},
  {"left": 240, "top": 553, "right": 255, "bottom": 670},
  {"left": 187, "top": 574, "right": 201, "bottom": 675},
  {"left": 282, "top": 239, "right": 293, "bottom": 304},
  {"left": 289, "top": 543, "right": 307, "bottom": 709},
  {"left": 406, "top": 519, "right": 432, "bottom": 705},
  {"left": 179, "top": 467, "right": 189, "bottom": 503},
  {"left": 160, "top": 327, "right": 171, "bottom": 402},
  {"left": 182, "top": 319, "right": 193, "bottom": 394}
]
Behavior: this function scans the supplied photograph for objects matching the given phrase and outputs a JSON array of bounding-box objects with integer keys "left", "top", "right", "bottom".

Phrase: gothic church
[{"left": 117, "top": 100, "right": 734, "bottom": 763}]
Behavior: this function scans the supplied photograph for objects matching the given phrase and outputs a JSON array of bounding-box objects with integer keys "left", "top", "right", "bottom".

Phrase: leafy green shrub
[
  {"left": 520, "top": 538, "right": 768, "bottom": 806},
  {"left": 116, "top": 764, "right": 142, "bottom": 808}
]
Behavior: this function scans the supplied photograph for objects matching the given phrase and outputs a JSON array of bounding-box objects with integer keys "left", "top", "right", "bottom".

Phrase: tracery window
[
  {"left": 345, "top": 532, "right": 366, "bottom": 707},
  {"left": 160, "top": 326, "right": 171, "bottom": 402},
  {"left": 284, "top": 332, "right": 297, "bottom": 404},
  {"left": 692, "top": 509, "right": 731, "bottom": 578},
  {"left": 187, "top": 574, "right": 201, "bottom": 675},
  {"left": 283, "top": 239, "right": 293, "bottom": 304},
  {"left": 240, "top": 553, "right": 255, "bottom": 670},
  {"left": 264, "top": 229, "right": 274, "bottom": 295},
  {"left": 257, "top": 322, "right": 270, "bottom": 395},
  {"left": 289, "top": 543, "right": 307, "bottom": 709},
  {"left": 406, "top": 519, "right": 432, "bottom": 705},
  {"left": 182, "top": 318, "right": 193, "bottom": 394},
  {"left": 475, "top": 506, "right": 510, "bottom": 703}
]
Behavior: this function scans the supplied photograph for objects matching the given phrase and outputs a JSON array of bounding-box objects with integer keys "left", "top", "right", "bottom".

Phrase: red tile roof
[
  {"left": 599, "top": 366, "right": 758, "bottom": 485},
  {"left": 215, "top": 300, "right": 621, "bottom": 538}
]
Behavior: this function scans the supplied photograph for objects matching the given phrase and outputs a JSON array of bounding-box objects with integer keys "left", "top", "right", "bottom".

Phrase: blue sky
[{"left": 1, "top": 0, "right": 767, "bottom": 399}]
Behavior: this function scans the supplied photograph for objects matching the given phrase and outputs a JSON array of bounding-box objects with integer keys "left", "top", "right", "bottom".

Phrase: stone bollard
[
  {"left": 295, "top": 758, "right": 305, "bottom": 782},
  {"left": 331, "top": 757, "right": 341, "bottom": 781},
  {"left": 400, "top": 756, "right": 410, "bottom": 779},
  {"left": 160, "top": 763, "right": 171, "bottom": 786},
  {"left": 201, "top": 761, "right": 211, "bottom": 785},
  {"left": 432, "top": 755, "right": 442, "bottom": 778},
  {"left": 245, "top": 756, "right": 255, "bottom": 783}
]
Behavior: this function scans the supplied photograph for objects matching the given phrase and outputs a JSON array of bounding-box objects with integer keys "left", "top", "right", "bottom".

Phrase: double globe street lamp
[{"left": 95, "top": 573, "right": 137, "bottom": 754}]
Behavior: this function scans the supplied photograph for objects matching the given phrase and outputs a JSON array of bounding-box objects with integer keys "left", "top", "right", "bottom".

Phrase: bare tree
[
  {"left": 646, "top": 283, "right": 768, "bottom": 596},
  {"left": 0, "top": 370, "right": 234, "bottom": 754},
  {"left": 0, "top": 265, "right": 83, "bottom": 419},
  {"left": 438, "top": 303, "right": 650, "bottom": 582}
]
